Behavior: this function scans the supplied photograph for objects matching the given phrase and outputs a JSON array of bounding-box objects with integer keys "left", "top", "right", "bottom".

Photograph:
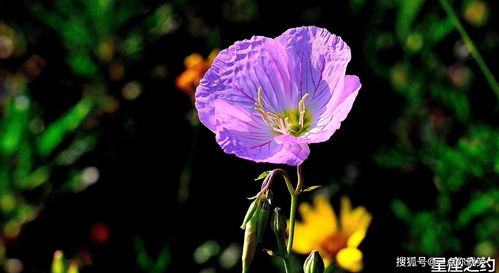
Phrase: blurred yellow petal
[
  {"left": 341, "top": 197, "right": 372, "bottom": 237},
  {"left": 292, "top": 195, "right": 371, "bottom": 271},
  {"left": 314, "top": 196, "right": 337, "bottom": 227},
  {"left": 292, "top": 217, "right": 334, "bottom": 254},
  {"left": 340, "top": 196, "right": 352, "bottom": 229},
  {"left": 336, "top": 247, "right": 363, "bottom": 272},
  {"left": 299, "top": 196, "right": 337, "bottom": 235},
  {"left": 347, "top": 230, "right": 367, "bottom": 248},
  {"left": 292, "top": 221, "right": 320, "bottom": 254},
  {"left": 292, "top": 196, "right": 340, "bottom": 256}
]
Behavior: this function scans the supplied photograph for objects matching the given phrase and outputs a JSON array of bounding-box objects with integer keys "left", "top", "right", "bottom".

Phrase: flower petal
[
  {"left": 214, "top": 100, "right": 309, "bottom": 165},
  {"left": 347, "top": 230, "right": 367, "bottom": 248},
  {"left": 274, "top": 134, "right": 309, "bottom": 144},
  {"left": 276, "top": 27, "right": 355, "bottom": 142},
  {"left": 196, "top": 35, "right": 297, "bottom": 132},
  {"left": 263, "top": 142, "right": 310, "bottom": 166},
  {"left": 276, "top": 26, "right": 351, "bottom": 105},
  {"left": 336, "top": 247, "right": 363, "bottom": 272},
  {"left": 340, "top": 196, "right": 372, "bottom": 237},
  {"left": 292, "top": 221, "right": 321, "bottom": 254},
  {"left": 297, "top": 196, "right": 338, "bottom": 237},
  {"left": 305, "top": 75, "right": 361, "bottom": 143}
]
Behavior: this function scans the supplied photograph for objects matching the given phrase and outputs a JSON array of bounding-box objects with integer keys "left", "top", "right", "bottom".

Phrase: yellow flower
[{"left": 292, "top": 195, "right": 372, "bottom": 272}]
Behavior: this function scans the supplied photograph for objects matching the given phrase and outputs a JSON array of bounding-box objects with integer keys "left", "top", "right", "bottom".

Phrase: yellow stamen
[
  {"left": 298, "top": 93, "right": 310, "bottom": 128},
  {"left": 257, "top": 87, "right": 264, "bottom": 106},
  {"left": 254, "top": 87, "right": 272, "bottom": 126},
  {"left": 254, "top": 88, "right": 310, "bottom": 136},
  {"left": 255, "top": 107, "right": 271, "bottom": 126}
]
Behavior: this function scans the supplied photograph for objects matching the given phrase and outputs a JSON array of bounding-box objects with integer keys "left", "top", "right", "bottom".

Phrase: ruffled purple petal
[
  {"left": 214, "top": 100, "right": 309, "bottom": 165},
  {"left": 274, "top": 134, "right": 309, "bottom": 145},
  {"left": 196, "top": 36, "right": 297, "bottom": 132},
  {"left": 302, "top": 75, "right": 361, "bottom": 143},
  {"left": 276, "top": 26, "right": 352, "bottom": 128},
  {"left": 263, "top": 142, "right": 310, "bottom": 166}
]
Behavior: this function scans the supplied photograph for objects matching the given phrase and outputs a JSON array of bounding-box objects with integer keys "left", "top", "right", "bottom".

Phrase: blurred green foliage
[
  {"left": 31, "top": 0, "right": 138, "bottom": 78},
  {"left": 192, "top": 240, "right": 242, "bottom": 273},
  {"left": 1, "top": 0, "right": 498, "bottom": 272},
  {"left": 0, "top": 78, "right": 97, "bottom": 265},
  {"left": 134, "top": 237, "right": 171, "bottom": 273},
  {"left": 51, "top": 250, "right": 79, "bottom": 273},
  {"left": 0, "top": 0, "right": 183, "bottom": 270},
  {"left": 30, "top": 0, "right": 180, "bottom": 80},
  {"left": 360, "top": 0, "right": 498, "bottom": 257}
]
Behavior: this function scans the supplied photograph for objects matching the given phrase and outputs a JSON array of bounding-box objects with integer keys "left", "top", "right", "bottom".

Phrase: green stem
[
  {"left": 438, "top": 0, "right": 499, "bottom": 97},
  {"left": 284, "top": 165, "right": 304, "bottom": 273},
  {"left": 277, "top": 170, "right": 294, "bottom": 273},
  {"left": 265, "top": 166, "right": 304, "bottom": 273},
  {"left": 280, "top": 170, "right": 296, "bottom": 197}
]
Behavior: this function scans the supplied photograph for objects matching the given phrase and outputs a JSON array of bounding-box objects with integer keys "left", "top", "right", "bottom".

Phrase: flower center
[
  {"left": 320, "top": 233, "right": 349, "bottom": 258},
  {"left": 254, "top": 87, "right": 312, "bottom": 137}
]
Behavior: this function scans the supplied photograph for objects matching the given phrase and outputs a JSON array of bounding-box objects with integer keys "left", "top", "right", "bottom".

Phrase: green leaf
[
  {"left": 0, "top": 95, "right": 30, "bottom": 156},
  {"left": 302, "top": 185, "right": 322, "bottom": 193},
  {"left": 37, "top": 98, "right": 94, "bottom": 157},
  {"left": 21, "top": 166, "right": 50, "bottom": 190},
  {"left": 152, "top": 246, "right": 171, "bottom": 273},
  {"left": 391, "top": 199, "right": 411, "bottom": 221},
  {"left": 67, "top": 52, "right": 98, "bottom": 77},
  {"left": 255, "top": 171, "right": 270, "bottom": 181},
  {"left": 457, "top": 189, "right": 498, "bottom": 227},
  {"left": 134, "top": 237, "right": 153, "bottom": 269}
]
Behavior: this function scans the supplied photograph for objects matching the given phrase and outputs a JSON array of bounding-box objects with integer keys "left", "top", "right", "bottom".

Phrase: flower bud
[
  {"left": 303, "top": 250, "right": 325, "bottom": 273},
  {"left": 256, "top": 199, "right": 270, "bottom": 243},
  {"left": 241, "top": 198, "right": 260, "bottom": 229},
  {"left": 271, "top": 207, "right": 286, "bottom": 234},
  {"left": 52, "top": 250, "right": 64, "bottom": 273},
  {"left": 271, "top": 207, "right": 287, "bottom": 257},
  {"left": 242, "top": 216, "right": 258, "bottom": 273},
  {"left": 241, "top": 195, "right": 271, "bottom": 273}
]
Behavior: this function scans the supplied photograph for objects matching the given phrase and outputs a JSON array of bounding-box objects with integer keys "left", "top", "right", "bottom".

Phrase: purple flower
[{"left": 195, "top": 26, "right": 361, "bottom": 166}]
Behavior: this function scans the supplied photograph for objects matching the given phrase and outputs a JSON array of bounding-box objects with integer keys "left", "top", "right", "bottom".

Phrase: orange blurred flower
[{"left": 176, "top": 50, "right": 219, "bottom": 102}]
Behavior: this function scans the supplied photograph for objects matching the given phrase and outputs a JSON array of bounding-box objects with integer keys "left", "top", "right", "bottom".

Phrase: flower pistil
[{"left": 254, "top": 87, "right": 311, "bottom": 137}]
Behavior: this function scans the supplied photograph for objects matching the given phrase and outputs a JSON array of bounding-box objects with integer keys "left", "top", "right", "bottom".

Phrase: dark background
[{"left": 0, "top": 0, "right": 497, "bottom": 272}]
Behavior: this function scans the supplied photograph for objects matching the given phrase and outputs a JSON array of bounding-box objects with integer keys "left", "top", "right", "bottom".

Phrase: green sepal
[
  {"left": 271, "top": 207, "right": 287, "bottom": 258},
  {"left": 255, "top": 171, "right": 270, "bottom": 181},
  {"left": 255, "top": 199, "right": 270, "bottom": 243},
  {"left": 241, "top": 198, "right": 261, "bottom": 229},
  {"left": 302, "top": 185, "right": 322, "bottom": 193}
]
